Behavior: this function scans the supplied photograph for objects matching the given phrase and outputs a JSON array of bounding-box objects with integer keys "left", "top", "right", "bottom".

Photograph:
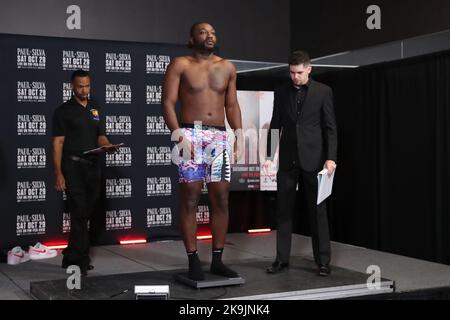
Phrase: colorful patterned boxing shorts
[{"left": 174, "top": 123, "right": 232, "bottom": 184}]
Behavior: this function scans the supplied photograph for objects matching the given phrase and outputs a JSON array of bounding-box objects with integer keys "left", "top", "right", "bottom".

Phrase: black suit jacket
[{"left": 267, "top": 79, "right": 337, "bottom": 172}]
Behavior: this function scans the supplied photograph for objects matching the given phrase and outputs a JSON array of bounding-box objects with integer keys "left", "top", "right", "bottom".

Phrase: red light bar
[
  {"left": 119, "top": 239, "right": 147, "bottom": 245},
  {"left": 44, "top": 242, "right": 68, "bottom": 250},
  {"left": 248, "top": 228, "right": 272, "bottom": 234},
  {"left": 196, "top": 234, "right": 212, "bottom": 240}
]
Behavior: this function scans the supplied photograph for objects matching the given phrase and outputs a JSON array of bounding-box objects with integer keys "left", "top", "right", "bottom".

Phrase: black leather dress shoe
[
  {"left": 266, "top": 261, "right": 289, "bottom": 274},
  {"left": 80, "top": 267, "right": 88, "bottom": 277},
  {"left": 318, "top": 264, "right": 331, "bottom": 277}
]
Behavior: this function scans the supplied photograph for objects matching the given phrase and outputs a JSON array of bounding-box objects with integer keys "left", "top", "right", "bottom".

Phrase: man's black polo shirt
[{"left": 52, "top": 97, "right": 105, "bottom": 158}]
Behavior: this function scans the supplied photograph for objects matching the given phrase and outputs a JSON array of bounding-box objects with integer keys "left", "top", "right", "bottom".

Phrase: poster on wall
[{"left": 226, "top": 91, "right": 276, "bottom": 191}]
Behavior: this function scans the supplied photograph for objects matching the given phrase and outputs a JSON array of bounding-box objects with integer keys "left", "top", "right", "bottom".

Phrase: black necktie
[{"left": 296, "top": 87, "right": 304, "bottom": 115}]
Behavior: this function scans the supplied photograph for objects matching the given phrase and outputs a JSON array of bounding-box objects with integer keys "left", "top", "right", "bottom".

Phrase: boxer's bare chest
[{"left": 181, "top": 60, "right": 229, "bottom": 95}]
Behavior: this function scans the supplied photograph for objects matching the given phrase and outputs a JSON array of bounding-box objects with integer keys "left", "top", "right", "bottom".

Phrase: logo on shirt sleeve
[{"left": 90, "top": 109, "right": 100, "bottom": 121}]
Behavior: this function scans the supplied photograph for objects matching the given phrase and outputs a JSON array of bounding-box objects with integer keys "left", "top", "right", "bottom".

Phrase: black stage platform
[{"left": 30, "top": 257, "right": 394, "bottom": 300}]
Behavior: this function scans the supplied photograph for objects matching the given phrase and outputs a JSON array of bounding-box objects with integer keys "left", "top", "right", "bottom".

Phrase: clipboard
[{"left": 83, "top": 143, "right": 124, "bottom": 155}]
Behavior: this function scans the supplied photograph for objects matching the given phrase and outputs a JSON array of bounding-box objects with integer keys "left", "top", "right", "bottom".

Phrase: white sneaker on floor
[
  {"left": 7, "top": 246, "right": 31, "bottom": 265},
  {"left": 29, "top": 242, "right": 57, "bottom": 260}
]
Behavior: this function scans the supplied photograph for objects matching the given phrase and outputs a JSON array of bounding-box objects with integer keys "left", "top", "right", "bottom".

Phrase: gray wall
[
  {"left": 0, "top": 0, "right": 291, "bottom": 62},
  {"left": 2, "top": 0, "right": 450, "bottom": 63},
  {"left": 291, "top": 0, "right": 450, "bottom": 58}
]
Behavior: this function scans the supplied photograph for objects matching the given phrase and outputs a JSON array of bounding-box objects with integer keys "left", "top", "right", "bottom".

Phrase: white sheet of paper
[{"left": 317, "top": 168, "right": 335, "bottom": 204}]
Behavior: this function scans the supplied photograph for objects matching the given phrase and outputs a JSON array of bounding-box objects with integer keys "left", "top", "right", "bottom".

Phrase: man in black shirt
[
  {"left": 52, "top": 70, "right": 118, "bottom": 275},
  {"left": 264, "top": 51, "right": 337, "bottom": 276}
]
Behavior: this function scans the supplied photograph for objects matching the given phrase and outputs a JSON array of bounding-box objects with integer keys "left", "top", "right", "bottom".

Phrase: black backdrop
[
  {"left": 319, "top": 50, "right": 450, "bottom": 264},
  {"left": 237, "top": 50, "right": 450, "bottom": 265},
  {"left": 0, "top": 33, "right": 199, "bottom": 250}
]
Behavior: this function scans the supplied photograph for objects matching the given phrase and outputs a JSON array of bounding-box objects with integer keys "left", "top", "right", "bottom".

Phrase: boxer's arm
[
  {"left": 162, "top": 57, "right": 184, "bottom": 133},
  {"left": 224, "top": 62, "right": 242, "bottom": 131}
]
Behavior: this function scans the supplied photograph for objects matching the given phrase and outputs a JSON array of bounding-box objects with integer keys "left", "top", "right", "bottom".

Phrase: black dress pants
[
  {"left": 61, "top": 156, "right": 100, "bottom": 269},
  {"left": 275, "top": 166, "right": 331, "bottom": 266}
]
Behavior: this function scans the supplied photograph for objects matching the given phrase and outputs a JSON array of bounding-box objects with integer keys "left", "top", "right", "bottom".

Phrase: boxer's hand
[
  {"left": 55, "top": 173, "right": 66, "bottom": 192},
  {"left": 176, "top": 135, "right": 194, "bottom": 160}
]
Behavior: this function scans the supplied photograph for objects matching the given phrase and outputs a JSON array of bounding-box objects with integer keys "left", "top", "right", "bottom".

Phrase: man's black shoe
[
  {"left": 266, "top": 261, "right": 289, "bottom": 274},
  {"left": 80, "top": 266, "right": 88, "bottom": 277},
  {"left": 318, "top": 264, "right": 331, "bottom": 277}
]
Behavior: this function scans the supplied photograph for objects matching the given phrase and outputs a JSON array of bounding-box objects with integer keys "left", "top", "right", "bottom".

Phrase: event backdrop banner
[
  {"left": 0, "top": 33, "right": 274, "bottom": 250},
  {"left": 0, "top": 33, "right": 192, "bottom": 250}
]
